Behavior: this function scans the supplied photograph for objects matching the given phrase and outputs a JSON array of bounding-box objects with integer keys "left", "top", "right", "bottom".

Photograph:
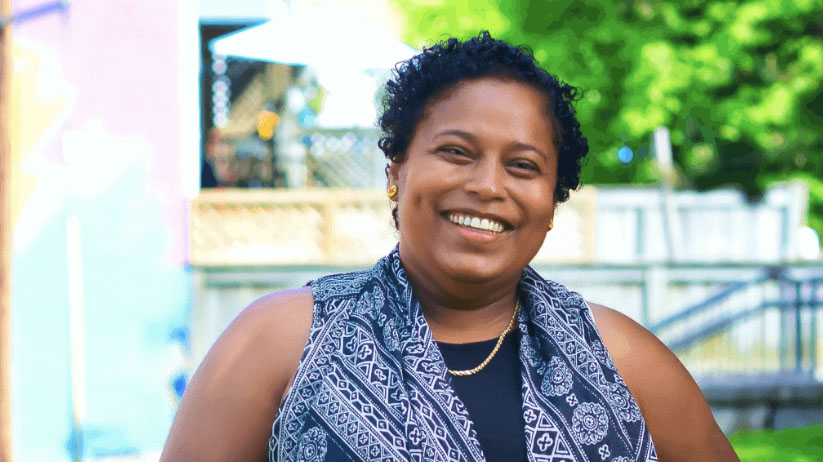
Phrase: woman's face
[{"left": 389, "top": 76, "right": 558, "bottom": 287}]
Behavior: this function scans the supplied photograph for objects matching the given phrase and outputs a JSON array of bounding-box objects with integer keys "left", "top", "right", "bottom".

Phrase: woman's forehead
[
  {"left": 425, "top": 75, "right": 550, "bottom": 111},
  {"left": 413, "top": 77, "right": 557, "bottom": 148}
]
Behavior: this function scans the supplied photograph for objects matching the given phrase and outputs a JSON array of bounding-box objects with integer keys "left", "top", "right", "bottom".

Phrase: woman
[{"left": 161, "top": 32, "right": 739, "bottom": 461}]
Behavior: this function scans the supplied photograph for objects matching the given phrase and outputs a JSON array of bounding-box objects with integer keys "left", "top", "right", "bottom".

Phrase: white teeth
[{"left": 448, "top": 213, "right": 505, "bottom": 234}]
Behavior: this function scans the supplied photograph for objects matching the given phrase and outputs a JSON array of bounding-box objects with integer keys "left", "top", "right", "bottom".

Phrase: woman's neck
[{"left": 402, "top": 261, "right": 521, "bottom": 344}]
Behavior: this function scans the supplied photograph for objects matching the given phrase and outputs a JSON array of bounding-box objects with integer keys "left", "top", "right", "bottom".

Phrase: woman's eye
[
  {"left": 437, "top": 146, "right": 473, "bottom": 160},
  {"left": 512, "top": 161, "right": 538, "bottom": 171},
  {"left": 441, "top": 147, "right": 466, "bottom": 155}
]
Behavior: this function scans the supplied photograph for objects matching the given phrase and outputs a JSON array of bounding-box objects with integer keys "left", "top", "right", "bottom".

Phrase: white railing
[{"left": 189, "top": 182, "right": 810, "bottom": 267}]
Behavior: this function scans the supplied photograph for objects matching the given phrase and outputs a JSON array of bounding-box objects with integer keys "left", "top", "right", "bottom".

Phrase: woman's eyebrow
[
  {"left": 432, "top": 128, "right": 477, "bottom": 142},
  {"left": 508, "top": 141, "right": 547, "bottom": 160}
]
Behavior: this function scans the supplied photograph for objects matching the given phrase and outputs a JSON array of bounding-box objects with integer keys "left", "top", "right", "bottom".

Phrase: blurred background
[{"left": 1, "top": 0, "right": 821, "bottom": 460}]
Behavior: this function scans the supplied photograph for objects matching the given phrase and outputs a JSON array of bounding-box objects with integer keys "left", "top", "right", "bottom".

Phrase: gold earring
[
  {"left": 548, "top": 219, "right": 554, "bottom": 231},
  {"left": 387, "top": 185, "right": 398, "bottom": 198}
]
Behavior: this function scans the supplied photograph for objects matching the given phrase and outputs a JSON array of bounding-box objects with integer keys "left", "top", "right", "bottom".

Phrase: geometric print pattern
[{"left": 270, "top": 247, "right": 656, "bottom": 461}]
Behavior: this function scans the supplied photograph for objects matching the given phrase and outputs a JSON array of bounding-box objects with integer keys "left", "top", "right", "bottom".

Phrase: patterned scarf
[{"left": 270, "top": 247, "right": 657, "bottom": 461}]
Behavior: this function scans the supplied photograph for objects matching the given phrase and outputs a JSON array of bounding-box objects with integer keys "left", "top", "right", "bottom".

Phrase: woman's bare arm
[
  {"left": 160, "top": 287, "right": 313, "bottom": 461},
  {"left": 589, "top": 303, "right": 739, "bottom": 462}
]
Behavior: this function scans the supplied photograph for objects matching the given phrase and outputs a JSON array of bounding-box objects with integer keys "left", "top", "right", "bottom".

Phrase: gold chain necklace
[{"left": 447, "top": 299, "right": 520, "bottom": 377}]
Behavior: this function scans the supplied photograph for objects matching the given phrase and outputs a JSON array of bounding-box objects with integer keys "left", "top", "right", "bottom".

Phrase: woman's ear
[
  {"left": 547, "top": 203, "right": 557, "bottom": 232},
  {"left": 387, "top": 160, "right": 402, "bottom": 202}
]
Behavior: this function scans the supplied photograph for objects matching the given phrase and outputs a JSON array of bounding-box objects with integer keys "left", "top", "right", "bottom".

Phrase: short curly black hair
[{"left": 378, "top": 31, "right": 588, "bottom": 208}]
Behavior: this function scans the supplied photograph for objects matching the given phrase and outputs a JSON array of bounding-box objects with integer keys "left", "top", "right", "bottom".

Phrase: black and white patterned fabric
[{"left": 269, "top": 247, "right": 657, "bottom": 461}]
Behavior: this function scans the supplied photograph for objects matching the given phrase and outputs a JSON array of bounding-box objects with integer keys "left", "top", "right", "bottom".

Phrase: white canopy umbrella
[
  {"left": 209, "top": 7, "right": 418, "bottom": 70},
  {"left": 209, "top": 5, "right": 418, "bottom": 128}
]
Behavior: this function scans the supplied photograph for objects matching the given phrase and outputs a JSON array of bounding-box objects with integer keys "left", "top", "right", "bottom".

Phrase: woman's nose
[{"left": 464, "top": 157, "right": 505, "bottom": 200}]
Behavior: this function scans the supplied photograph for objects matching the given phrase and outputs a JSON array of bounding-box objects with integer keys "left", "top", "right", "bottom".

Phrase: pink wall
[
  {"left": 13, "top": 0, "right": 193, "bottom": 265},
  {"left": 11, "top": 1, "right": 198, "bottom": 458}
]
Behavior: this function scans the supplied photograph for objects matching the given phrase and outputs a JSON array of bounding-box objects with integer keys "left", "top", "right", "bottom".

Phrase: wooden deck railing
[{"left": 188, "top": 187, "right": 599, "bottom": 267}]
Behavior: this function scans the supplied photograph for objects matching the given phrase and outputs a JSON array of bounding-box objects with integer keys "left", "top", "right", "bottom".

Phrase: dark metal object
[
  {"left": 0, "top": 0, "right": 69, "bottom": 27},
  {"left": 651, "top": 269, "right": 823, "bottom": 380}
]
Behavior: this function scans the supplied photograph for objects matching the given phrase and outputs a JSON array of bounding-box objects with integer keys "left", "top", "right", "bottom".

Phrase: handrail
[
  {"left": 652, "top": 274, "right": 823, "bottom": 378},
  {"left": 664, "top": 300, "right": 791, "bottom": 351},
  {"left": 649, "top": 272, "right": 823, "bottom": 335},
  {"left": 191, "top": 188, "right": 386, "bottom": 205},
  {"left": 647, "top": 276, "right": 768, "bottom": 333}
]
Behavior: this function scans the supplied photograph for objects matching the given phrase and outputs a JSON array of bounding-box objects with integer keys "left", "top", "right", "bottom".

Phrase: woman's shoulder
[
  {"left": 239, "top": 286, "right": 315, "bottom": 340},
  {"left": 218, "top": 286, "right": 314, "bottom": 373},
  {"left": 587, "top": 302, "right": 700, "bottom": 413},
  {"left": 160, "top": 287, "right": 314, "bottom": 461},
  {"left": 229, "top": 286, "right": 315, "bottom": 396},
  {"left": 587, "top": 302, "right": 739, "bottom": 461}
]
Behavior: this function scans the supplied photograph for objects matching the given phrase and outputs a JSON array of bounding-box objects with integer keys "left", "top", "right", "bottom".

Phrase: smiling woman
[
  {"left": 160, "top": 32, "right": 739, "bottom": 462},
  {"left": 388, "top": 77, "right": 558, "bottom": 294}
]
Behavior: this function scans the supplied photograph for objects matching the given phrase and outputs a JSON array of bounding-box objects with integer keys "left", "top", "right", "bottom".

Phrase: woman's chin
[{"left": 439, "top": 257, "right": 513, "bottom": 285}]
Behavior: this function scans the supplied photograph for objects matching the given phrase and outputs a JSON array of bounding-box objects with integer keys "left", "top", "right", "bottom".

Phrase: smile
[{"left": 448, "top": 213, "right": 506, "bottom": 233}]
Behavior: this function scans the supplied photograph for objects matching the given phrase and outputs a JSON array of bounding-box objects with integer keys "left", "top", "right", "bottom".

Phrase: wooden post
[{"left": 0, "top": 0, "right": 14, "bottom": 459}]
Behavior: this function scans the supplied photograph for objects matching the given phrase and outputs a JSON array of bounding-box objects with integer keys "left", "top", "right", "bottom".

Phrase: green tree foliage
[{"left": 392, "top": 0, "right": 823, "bottom": 236}]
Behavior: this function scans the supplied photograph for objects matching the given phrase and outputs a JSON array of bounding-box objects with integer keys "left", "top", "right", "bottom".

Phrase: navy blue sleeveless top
[
  {"left": 438, "top": 332, "right": 528, "bottom": 462},
  {"left": 270, "top": 249, "right": 657, "bottom": 461}
]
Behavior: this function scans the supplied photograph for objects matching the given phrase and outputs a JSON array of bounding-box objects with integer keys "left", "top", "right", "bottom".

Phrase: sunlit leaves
[{"left": 390, "top": 0, "right": 823, "bottom": 219}]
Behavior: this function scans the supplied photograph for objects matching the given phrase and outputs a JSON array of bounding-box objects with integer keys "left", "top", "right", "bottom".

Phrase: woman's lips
[
  {"left": 446, "top": 212, "right": 507, "bottom": 233},
  {"left": 444, "top": 212, "right": 511, "bottom": 241}
]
